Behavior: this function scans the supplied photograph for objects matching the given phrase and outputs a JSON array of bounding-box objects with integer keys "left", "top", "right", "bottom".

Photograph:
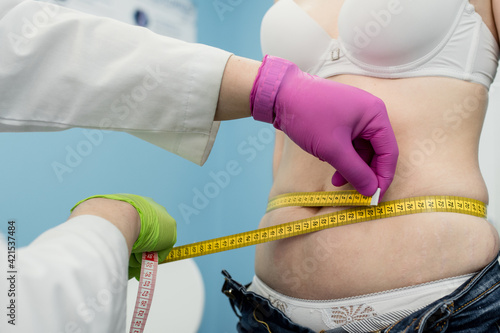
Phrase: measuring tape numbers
[
  {"left": 129, "top": 252, "right": 158, "bottom": 333},
  {"left": 266, "top": 189, "right": 380, "bottom": 212},
  {"left": 162, "top": 191, "right": 486, "bottom": 264},
  {"left": 127, "top": 192, "right": 486, "bottom": 330}
]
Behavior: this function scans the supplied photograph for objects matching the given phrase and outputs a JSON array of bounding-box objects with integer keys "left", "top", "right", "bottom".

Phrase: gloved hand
[
  {"left": 250, "top": 55, "right": 398, "bottom": 197},
  {"left": 71, "top": 194, "right": 176, "bottom": 280}
]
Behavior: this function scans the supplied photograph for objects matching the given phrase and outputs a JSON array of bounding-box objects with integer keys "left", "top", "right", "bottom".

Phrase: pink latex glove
[{"left": 250, "top": 55, "right": 398, "bottom": 197}]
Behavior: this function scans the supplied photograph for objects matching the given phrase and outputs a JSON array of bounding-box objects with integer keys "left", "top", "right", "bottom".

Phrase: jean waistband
[
  {"left": 427, "top": 253, "right": 500, "bottom": 308},
  {"left": 382, "top": 253, "right": 500, "bottom": 332},
  {"left": 222, "top": 253, "right": 500, "bottom": 333},
  {"left": 222, "top": 270, "right": 317, "bottom": 333}
]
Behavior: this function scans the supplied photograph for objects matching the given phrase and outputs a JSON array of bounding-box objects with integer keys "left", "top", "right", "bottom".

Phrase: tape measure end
[{"left": 370, "top": 188, "right": 381, "bottom": 206}]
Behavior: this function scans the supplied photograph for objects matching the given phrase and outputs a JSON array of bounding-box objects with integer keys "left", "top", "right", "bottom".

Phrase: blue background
[
  {"left": 0, "top": 0, "right": 274, "bottom": 332},
  {"left": 2, "top": 0, "right": 500, "bottom": 332}
]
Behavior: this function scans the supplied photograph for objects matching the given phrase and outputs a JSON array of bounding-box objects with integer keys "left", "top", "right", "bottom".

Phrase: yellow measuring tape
[
  {"left": 265, "top": 189, "right": 380, "bottom": 212},
  {"left": 162, "top": 190, "right": 487, "bottom": 264}
]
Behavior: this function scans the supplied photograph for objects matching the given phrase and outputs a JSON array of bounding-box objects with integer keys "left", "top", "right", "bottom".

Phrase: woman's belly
[{"left": 254, "top": 76, "right": 500, "bottom": 300}]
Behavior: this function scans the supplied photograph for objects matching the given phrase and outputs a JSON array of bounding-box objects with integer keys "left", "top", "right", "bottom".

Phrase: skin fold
[{"left": 255, "top": 0, "right": 500, "bottom": 300}]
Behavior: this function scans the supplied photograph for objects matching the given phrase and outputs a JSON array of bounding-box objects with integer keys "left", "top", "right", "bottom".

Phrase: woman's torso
[{"left": 255, "top": 0, "right": 500, "bottom": 300}]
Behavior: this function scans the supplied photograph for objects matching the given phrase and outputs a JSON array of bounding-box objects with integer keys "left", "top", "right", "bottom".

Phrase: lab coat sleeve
[
  {"left": 0, "top": 215, "right": 130, "bottom": 333},
  {"left": 0, "top": 0, "right": 233, "bottom": 165}
]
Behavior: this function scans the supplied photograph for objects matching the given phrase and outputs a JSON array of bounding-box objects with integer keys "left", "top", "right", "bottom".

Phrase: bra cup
[
  {"left": 261, "top": 0, "right": 332, "bottom": 72},
  {"left": 338, "top": 0, "right": 464, "bottom": 67},
  {"left": 260, "top": 0, "right": 498, "bottom": 87}
]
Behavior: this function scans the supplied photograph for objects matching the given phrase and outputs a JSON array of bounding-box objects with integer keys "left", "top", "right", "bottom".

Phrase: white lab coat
[
  {"left": 0, "top": 0, "right": 235, "bottom": 331},
  {"left": 0, "top": 216, "right": 131, "bottom": 333},
  {"left": 0, "top": 0, "right": 232, "bottom": 166}
]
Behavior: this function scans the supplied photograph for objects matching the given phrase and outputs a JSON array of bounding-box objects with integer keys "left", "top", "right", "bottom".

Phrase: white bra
[{"left": 261, "top": 0, "right": 499, "bottom": 88}]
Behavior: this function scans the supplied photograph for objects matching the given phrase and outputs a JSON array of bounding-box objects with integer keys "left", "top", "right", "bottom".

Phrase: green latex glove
[{"left": 71, "top": 194, "right": 177, "bottom": 280}]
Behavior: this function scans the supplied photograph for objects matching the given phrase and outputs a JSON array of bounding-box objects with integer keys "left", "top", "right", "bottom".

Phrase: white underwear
[{"left": 247, "top": 273, "right": 475, "bottom": 333}]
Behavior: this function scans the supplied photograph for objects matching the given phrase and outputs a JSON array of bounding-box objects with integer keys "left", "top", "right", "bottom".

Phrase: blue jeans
[{"left": 221, "top": 253, "right": 500, "bottom": 332}]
